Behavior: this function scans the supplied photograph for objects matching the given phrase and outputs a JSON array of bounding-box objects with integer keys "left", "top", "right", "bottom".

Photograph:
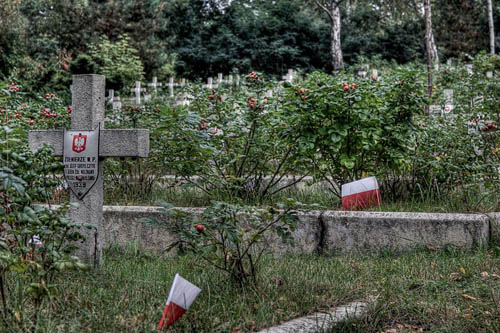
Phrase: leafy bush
[
  {"left": 413, "top": 54, "right": 500, "bottom": 199},
  {"left": 140, "top": 199, "right": 300, "bottom": 287},
  {"left": 86, "top": 34, "right": 144, "bottom": 92},
  {"left": 0, "top": 86, "right": 88, "bottom": 330},
  {"left": 111, "top": 73, "right": 311, "bottom": 203},
  {"left": 282, "top": 69, "right": 426, "bottom": 197}
]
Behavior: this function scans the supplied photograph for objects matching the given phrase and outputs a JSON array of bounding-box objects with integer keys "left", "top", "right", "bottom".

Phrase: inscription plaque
[{"left": 63, "top": 126, "right": 100, "bottom": 200}]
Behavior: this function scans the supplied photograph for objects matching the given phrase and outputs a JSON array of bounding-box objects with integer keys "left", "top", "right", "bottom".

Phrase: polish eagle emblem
[{"left": 72, "top": 133, "right": 87, "bottom": 153}]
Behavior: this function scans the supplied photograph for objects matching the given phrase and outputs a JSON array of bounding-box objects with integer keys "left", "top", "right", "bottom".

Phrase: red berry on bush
[{"left": 195, "top": 224, "right": 205, "bottom": 232}]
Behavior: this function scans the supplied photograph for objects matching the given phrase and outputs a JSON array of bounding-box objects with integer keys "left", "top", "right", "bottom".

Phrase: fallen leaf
[
  {"left": 459, "top": 267, "right": 466, "bottom": 275},
  {"left": 14, "top": 311, "right": 20, "bottom": 322},
  {"left": 426, "top": 244, "right": 436, "bottom": 251},
  {"left": 491, "top": 273, "right": 499, "bottom": 279},
  {"left": 481, "top": 272, "right": 489, "bottom": 278},
  {"left": 462, "top": 294, "right": 477, "bottom": 301},
  {"left": 463, "top": 311, "right": 473, "bottom": 319},
  {"left": 449, "top": 272, "right": 461, "bottom": 280}
]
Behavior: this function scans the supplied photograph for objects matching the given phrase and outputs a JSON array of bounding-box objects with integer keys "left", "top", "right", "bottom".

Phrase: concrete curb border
[
  {"left": 101, "top": 206, "right": 491, "bottom": 255},
  {"left": 256, "top": 301, "right": 368, "bottom": 333}
]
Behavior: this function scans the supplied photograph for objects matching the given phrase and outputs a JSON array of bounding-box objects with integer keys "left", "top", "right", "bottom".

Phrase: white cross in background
[
  {"left": 131, "top": 81, "right": 146, "bottom": 105},
  {"left": 148, "top": 77, "right": 162, "bottom": 91}
]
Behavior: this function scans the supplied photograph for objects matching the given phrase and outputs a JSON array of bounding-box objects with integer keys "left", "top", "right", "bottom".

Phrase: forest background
[{"left": 0, "top": 0, "right": 499, "bottom": 95}]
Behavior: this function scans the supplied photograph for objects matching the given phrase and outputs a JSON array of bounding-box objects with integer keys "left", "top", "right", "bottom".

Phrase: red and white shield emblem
[{"left": 72, "top": 134, "right": 87, "bottom": 153}]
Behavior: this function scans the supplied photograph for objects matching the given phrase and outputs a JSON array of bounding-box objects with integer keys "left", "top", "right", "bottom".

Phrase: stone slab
[
  {"left": 257, "top": 301, "right": 367, "bottom": 333},
  {"left": 487, "top": 213, "right": 500, "bottom": 239},
  {"left": 321, "top": 211, "right": 489, "bottom": 254},
  {"left": 101, "top": 206, "right": 320, "bottom": 255},
  {"left": 38, "top": 205, "right": 492, "bottom": 255},
  {"left": 99, "top": 207, "right": 490, "bottom": 255},
  {"left": 29, "top": 129, "right": 149, "bottom": 157}
]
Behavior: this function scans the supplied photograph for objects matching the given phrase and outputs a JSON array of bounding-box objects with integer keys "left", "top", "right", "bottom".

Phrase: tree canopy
[{"left": 0, "top": 0, "right": 498, "bottom": 91}]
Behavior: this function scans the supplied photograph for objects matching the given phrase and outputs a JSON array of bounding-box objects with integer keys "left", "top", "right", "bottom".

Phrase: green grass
[
  {"left": 7, "top": 245, "right": 500, "bottom": 332},
  {"left": 99, "top": 181, "right": 500, "bottom": 214}
]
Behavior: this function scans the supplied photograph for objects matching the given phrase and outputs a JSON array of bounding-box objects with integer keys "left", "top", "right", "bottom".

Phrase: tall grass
[{"left": 5, "top": 245, "right": 499, "bottom": 332}]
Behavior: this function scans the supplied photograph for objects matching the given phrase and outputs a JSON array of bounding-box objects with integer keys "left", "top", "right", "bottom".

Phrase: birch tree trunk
[
  {"left": 330, "top": 1, "right": 344, "bottom": 70},
  {"left": 487, "top": 0, "right": 495, "bottom": 54},
  {"left": 430, "top": 30, "right": 439, "bottom": 64},
  {"left": 314, "top": 0, "right": 345, "bottom": 71},
  {"left": 424, "top": 0, "right": 434, "bottom": 116}
]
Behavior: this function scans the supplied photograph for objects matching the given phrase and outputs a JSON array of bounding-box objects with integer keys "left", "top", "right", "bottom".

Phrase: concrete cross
[
  {"left": 443, "top": 89, "right": 453, "bottom": 105},
  {"left": 148, "top": 76, "right": 162, "bottom": 91},
  {"left": 465, "top": 64, "right": 474, "bottom": 75},
  {"left": 29, "top": 75, "right": 149, "bottom": 267},
  {"left": 357, "top": 71, "right": 367, "bottom": 78},
  {"left": 131, "top": 81, "right": 146, "bottom": 105},
  {"left": 203, "top": 77, "right": 214, "bottom": 89},
  {"left": 167, "top": 77, "right": 175, "bottom": 97},
  {"left": 107, "top": 89, "right": 114, "bottom": 104}
]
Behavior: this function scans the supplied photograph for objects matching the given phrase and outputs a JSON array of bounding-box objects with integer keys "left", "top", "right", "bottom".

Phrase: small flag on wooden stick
[
  {"left": 342, "top": 176, "right": 381, "bottom": 210},
  {"left": 157, "top": 274, "right": 201, "bottom": 331}
]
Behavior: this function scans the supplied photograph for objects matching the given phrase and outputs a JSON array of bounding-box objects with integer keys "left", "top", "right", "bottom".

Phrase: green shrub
[
  {"left": 282, "top": 69, "right": 426, "bottom": 197},
  {"left": 0, "top": 85, "right": 88, "bottom": 330},
  {"left": 87, "top": 34, "right": 144, "bottom": 92},
  {"left": 140, "top": 199, "right": 300, "bottom": 287}
]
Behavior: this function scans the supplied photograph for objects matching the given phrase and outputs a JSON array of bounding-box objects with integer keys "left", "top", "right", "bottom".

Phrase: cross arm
[{"left": 29, "top": 129, "right": 149, "bottom": 157}]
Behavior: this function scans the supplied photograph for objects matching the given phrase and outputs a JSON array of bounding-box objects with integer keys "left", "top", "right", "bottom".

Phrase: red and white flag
[
  {"left": 341, "top": 176, "right": 381, "bottom": 210},
  {"left": 157, "top": 274, "right": 201, "bottom": 331}
]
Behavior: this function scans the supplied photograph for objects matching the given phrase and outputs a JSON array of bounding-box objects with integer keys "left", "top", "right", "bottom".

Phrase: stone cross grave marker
[
  {"left": 357, "top": 71, "right": 367, "bottom": 78},
  {"left": 282, "top": 69, "right": 297, "bottom": 83},
  {"left": 148, "top": 76, "right": 162, "bottom": 91},
  {"left": 167, "top": 77, "right": 175, "bottom": 97},
  {"left": 131, "top": 81, "right": 146, "bottom": 105},
  {"left": 203, "top": 77, "right": 218, "bottom": 90},
  {"left": 465, "top": 64, "right": 474, "bottom": 75},
  {"left": 107, "top": 89, "right": 114, "bottom": 104},
  {"left": 28, "top": 75, "right": 149, "bottom": 267},
  {"left": 443, "top": 89, "right": 454, "bottom": 114}
]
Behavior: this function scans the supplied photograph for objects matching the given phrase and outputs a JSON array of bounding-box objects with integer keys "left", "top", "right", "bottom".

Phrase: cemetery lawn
[
  {"left": 102, "top": 184, "right": 500, "bottom": 214},
  {"left": 32, "top": 245, "right": 500, "bottom": 332}
]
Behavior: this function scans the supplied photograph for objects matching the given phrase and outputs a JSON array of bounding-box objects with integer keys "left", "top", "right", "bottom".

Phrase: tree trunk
[
  {"left": 424, "top": 0, "right": 433, "bottom": 116},
  {"left": 430, "top": 30, "right": 439, "bottom": 64},
  {"left": 487, "top": 0, "right": 495, "bottom": 54},
  {"left": 330, "top": 1, "right": 344, "bottom": 71}
]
